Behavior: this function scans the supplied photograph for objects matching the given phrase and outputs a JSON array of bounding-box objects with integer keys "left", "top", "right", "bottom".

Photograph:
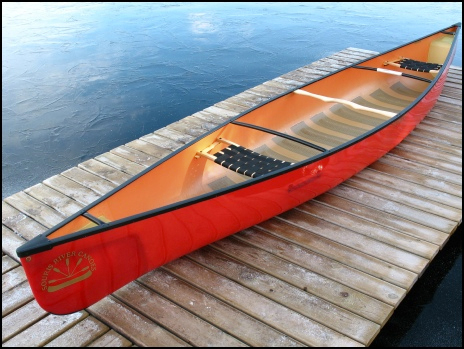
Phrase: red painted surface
[{"left": 18, "top": 25, "right": 458, "bottom": 315}]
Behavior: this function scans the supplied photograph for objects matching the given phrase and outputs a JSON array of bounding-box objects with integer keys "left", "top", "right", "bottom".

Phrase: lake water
[
  {"left": 2, "top": 2, "right": 462, "bottom": 346},
  {"left": 2, "top": 2, "right": 462, "bottom": 199}
]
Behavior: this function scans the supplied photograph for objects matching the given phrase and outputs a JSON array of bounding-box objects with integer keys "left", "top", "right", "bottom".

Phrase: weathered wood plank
[
  {"left": 246, "top": 84, "right": 285, "bottom": 99},
  {"left": 297, "top": 200, "right": 439, "bottom": 259},
  {"left": 314, "top": 193, "right": 449, "bottom": 247},
  {"left": 140, "top": 132, "right": 183, "bottom": 152},
  {"left": 2, "top": 202, "right": 47, "bottom": 242},
  {"left": 215, "top": 100, "right": 250, "bottom": 114},
  {"left": 43, "top": 316, "right": 109, "bottom": 347},
  {"left": 61, "top": 167, "right": 117, "bottom": 196},
  {"left": 2, "top": 255, "right": 19, "bottom": 274},
  {"left": 378, "top": 154, "right": 462, "bottom": 186},
  {"left": 330, "top": 185, "right": 457, "bottom": 233},
  {"left": 4, "top": 192, "right": 65, "bottom": 229},
  {"left": 2, "top": 225, "right": 26, "bottom": 261},
  {"left": 110, "top": 145, "right": 157, "bottom": 167},
  {"left": 206, "top": 233, "right": 394, "bottom": 325},
  {"left": 2, "top": 311, "right": 88, "bottom": 347},
  {"left": 355, "top": 168, "right": 462, "bottom": 209},
  {"left": 257, "top": 217, "right": 417, "bottom": 289},
  {"left": 87, "top": 329, "right": 132, "bottom": 347},
  {"left": 192, "top": 110, "right": 230, "bottom": 124},
  {"left": 125, "top": 139, "right": 172, "bottom": 159},
  {"left": 368, "top": 161, "right": 462, "bottom": 198},
  {"left": 139, "top": 268, "right": 306, "bottom": 347},
  {"left": 88, "top": 296, "right": 190, "bottom": 347},
  {"left": 24, "top": 183, "right": 83, "bottom": 217},
  {"left": 167, "top": 115, "right": 218, "bottom": 137},
  {"left": 390, "top": 136, "right": 462, "bottom": 163},
  {"left": 43, "top": 174, "right": 102, "bottom": 206},
  {"left": 2, "top": 300, "right": 48, "bottom": 343},
  {"left": 78, "top": 159, "right": 132, "bottom": 186},
  {"left": 95, "top": 152, "right": 146, "bottom": 176},
  {"left": 114, "top": 282, "right": 248, "bottom": 347},
  {"left": 420, "top": 114, "right": 463, "bottom": 132},
  {"left": 2, "top": 280, "right": 34, "bottom": 317},
  {"left": 165, "top": 257, "right": 364, "bottom": 347},
  {"left": 278, "top": 208, "right": 429, "bottom": 274},
  {"left": 190, "top": 245, "right": 380, "bottom": 345},
  {"left": 395, "top": 141, "right": 462, "bottom": 166},
  {"left": 343, "top": 177, "right": 461, "bottom": 222},
  {"left": 413, "top": 124, "right": 462, "bottom": 147},
  {"left": 2, "top": 266, "right": 27, "bottom": 293},
  {"left": 203, "top": 105, "right": 239, "bottom": 120},
  {"left": 156, "top": 126, "right": 196, "bottom": 145}
]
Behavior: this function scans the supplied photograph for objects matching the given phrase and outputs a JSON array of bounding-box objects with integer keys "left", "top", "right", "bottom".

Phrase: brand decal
[
  {"left": 41, "top": 251, "right": 96, "bottom": 292},
  {"left": 288, "top": 165, "right": 323, "bottom": 192}
]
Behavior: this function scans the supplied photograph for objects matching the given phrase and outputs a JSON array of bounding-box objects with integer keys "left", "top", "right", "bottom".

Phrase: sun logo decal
[{"left": 41, "top": 251, "right": 96, "bottom": 292}]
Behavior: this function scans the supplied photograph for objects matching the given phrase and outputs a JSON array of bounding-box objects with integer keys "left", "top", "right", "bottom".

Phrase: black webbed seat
[
  {"left": 396, "top": 58, "right": 442, "bottom": 73},
  {"left": 212, "top": 144, "right": 293, "bottom": 178}
]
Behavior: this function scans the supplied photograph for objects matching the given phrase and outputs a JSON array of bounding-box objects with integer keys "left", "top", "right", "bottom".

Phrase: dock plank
[
  {"left": 228, "top": 231, "right": 395, "bottom": 325},
  {"left": 191, "top": 245, "right": 381, "bottom": 345},
  {"left": 331, "top": 184, "right": 457, "bottom": 233},
  {"left": 78, "top": 159, "right": 132, "bottom": 185},
  {"left": 43, "top": 317, "right": 109, "bottom": 347},
  {"left": 2, "top": 281, "right": 34, "bottom": 317},
  {"left": 87, "top": 330, "right": 132, "bottom": 347},
  {"left": 2, "top": 255, "right": 19, "bottom": 274},
  {"left": 61, "top": 167, "right": 117, "bottom": 196},
  {"left": 2, "top": 312, "right": 88, "bottom": 347},
  {"left": 2, "top": 300, "right": 48, "bottom": 343},
  {"left": 2, "top": 202, "right": 47, "bottom": 242},
  {"left": 43, "top": 174, "right": 102, "bottom": 206},
  {"left": 297, "top": 200, "right": 439, "bottom": 259},
  {"left": 4, "top": 192, "right": 65, "bottom": 229},
  {"left": 1, "top": 49, "right": 461, "bottom": 347},
  {"left": 257, "top": 217, "right": 417, "bottom": 289},
  {"left": 367, "top": 161, "right": 462, "bottom": 198},
  {"left": 2, "top": 266, "right": 27, "bottom": 293},
  {"left": 87, "top": 296, "right": 190, "bottom": 347},
  {"left": 24, "top": 183, "right": 84, "bottom": 216},
  {"left": 313, "top": 193, "right": 449, "bottom": 246},
  {"left": 165, "top": 257, "right": 363, "bottom": 347},
  {"left": 95, "top": 152, "right": 146, "bottom": 176},
  {"left": 139, "top": 269, "right": 306, "bottom": 347},
  {"left": 342, "top": 177, "right": 461, "bottom": 222},
  {"left": 114, "top": 282, "right": 248, "bottom": 347},
  {"left": 2, "top": 225, "right": 27, "bottom": 260}
]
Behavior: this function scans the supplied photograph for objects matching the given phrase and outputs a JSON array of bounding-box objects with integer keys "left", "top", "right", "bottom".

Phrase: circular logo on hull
[{"left": 41, "top": 251, "right": 96, "bottom": 292}]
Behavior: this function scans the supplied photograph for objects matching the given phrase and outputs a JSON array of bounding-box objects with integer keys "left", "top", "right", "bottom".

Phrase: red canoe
[{"left": 17, "top": 23, "right": 461, "bottom": 315}]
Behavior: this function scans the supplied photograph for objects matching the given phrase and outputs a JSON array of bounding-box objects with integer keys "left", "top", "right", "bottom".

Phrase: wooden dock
[{"left": 2, "top": 48, "right": 462, "bottom": 347}]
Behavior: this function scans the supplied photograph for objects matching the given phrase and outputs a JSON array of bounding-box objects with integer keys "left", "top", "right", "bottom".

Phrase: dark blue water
[{"left": 2, "top": 2, "right": 462, "bottom": 346}]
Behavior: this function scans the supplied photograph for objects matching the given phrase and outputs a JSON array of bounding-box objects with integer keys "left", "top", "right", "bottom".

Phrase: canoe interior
[{"left": 47, "top": 27, "right": 457, "bottom": 239}]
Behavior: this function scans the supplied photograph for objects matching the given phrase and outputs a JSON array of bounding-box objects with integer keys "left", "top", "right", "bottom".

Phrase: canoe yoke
[{"left": 196, "top": 138, "right": 294, "bottom": 178}]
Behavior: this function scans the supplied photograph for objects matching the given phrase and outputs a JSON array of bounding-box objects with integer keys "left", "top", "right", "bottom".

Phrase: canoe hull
[
  {"left": 20, "top": 67, "right": 446, "bottom": 314},
  {"left": 17, "top": 22, "right": 460, "bottom": 314}
]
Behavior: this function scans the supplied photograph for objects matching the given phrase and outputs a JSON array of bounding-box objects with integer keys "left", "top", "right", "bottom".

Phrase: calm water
[
  {"left": 2, "top": 2, "right": 462, "bottom": 198},
  {"left": 2, "top": 2, "right": 462, "bottom": 346}
]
